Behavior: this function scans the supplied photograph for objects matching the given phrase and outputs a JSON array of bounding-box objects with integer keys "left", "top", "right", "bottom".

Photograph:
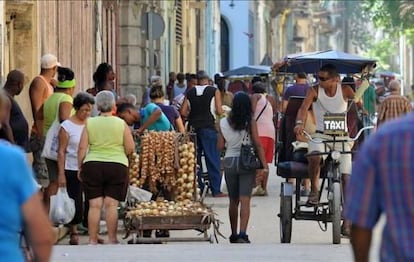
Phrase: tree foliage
[
  {"left": 362, "top": 0, "right": 414, "bottom": 42},
  {"left": 362, "top": 39, "right": 395, "bottom": 71}
]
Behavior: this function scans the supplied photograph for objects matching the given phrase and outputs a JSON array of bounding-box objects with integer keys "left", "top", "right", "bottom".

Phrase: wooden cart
[{"left": 124, "top": 212, "right": 217, "bottom": 244}]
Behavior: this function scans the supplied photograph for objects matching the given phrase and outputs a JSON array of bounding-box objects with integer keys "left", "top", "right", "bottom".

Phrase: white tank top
[
  {"left": 220, "top": 117, "right": 247, "bottom": 158},
  {"left": 60, "top": 119, "right": 85, "bottom": 171},
  {"left": 312, "top": 84, "right": 348, "bottom": 132}
]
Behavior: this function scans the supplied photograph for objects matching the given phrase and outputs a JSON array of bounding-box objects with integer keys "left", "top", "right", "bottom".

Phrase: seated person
[{"left": 294, "top": 64, "right": 355, "bottom": 235}]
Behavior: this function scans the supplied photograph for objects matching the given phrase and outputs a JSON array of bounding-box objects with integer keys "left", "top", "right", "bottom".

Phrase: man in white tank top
[{"left": 293, "top": 64, "right": 355, "bottom": 234}]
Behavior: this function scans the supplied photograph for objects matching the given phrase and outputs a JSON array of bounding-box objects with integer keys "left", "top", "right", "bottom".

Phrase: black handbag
[{"left": 239, "top": 129, "right": 263, "bottom": 171}]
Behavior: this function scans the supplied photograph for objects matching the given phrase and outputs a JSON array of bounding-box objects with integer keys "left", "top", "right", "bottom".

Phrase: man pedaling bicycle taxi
[{"left": 293, "top": 64, "right": 356, "bottom": 236}]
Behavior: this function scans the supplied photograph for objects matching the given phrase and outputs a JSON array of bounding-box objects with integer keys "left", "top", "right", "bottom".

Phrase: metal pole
[{"left": 148, "top": 11, "right": 154, "bottom": 77}]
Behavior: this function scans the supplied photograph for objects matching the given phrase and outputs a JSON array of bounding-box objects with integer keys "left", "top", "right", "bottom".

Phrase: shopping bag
[
  {"left": 41, "top": 120, "right": 60, "bottom": 160},
  {"left": 128, "top": 185, "right": 153, "bottom": 202},
  {"left": 49, "top": 187, "right": 75, "bottom": 225},
  {"left": 220, "top": 177, "right": 228, "bottom": 194}
]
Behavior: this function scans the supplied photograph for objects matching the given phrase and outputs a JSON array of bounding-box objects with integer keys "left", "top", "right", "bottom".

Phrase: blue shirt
[
  {"left": 0, "top": 142, "right": 38, "bottom": 262},
  {"left": 140, "top": 103, "right": 171, "bottom": 131},
  {"left": 282, "top": 83, "right": 309, "bottom": 100},
  {"left": 345, "top": 112, "right": 414, "bottom": 261}
]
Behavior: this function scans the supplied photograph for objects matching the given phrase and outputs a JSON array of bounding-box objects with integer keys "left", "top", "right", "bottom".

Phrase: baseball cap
[{"left": 41, "top": 54, "right": 60, "bottom": 69}]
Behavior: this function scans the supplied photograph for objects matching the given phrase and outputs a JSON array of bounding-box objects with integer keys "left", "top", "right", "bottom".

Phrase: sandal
[
  {"left": 305, "top": 191, "right": 319, "bottom": 206},
  {"left": 69, "top": 233, "right": 79, "bottom": 245}
]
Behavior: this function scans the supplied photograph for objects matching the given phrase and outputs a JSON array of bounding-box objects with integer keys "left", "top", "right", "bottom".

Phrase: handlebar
[{"left": 302, "top": 126, "right": 374, "bottom": 144}]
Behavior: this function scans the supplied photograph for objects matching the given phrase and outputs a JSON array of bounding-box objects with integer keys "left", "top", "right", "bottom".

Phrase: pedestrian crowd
[{"left": 2, "top": 52, "right": 414, "bottom": 261}]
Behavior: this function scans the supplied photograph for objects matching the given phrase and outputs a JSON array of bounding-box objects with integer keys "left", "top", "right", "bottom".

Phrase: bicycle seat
[{"left": 276, "top": 161, "right": 309, "bottom": 179}]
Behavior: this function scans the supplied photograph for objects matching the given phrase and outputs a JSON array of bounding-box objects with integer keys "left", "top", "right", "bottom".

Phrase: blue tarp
[
  {"left": 278, "top": 50, "right": 377, "bottom": 74},
  {"left": 223, "top": 65, "right": 271, "bottom": 77}
]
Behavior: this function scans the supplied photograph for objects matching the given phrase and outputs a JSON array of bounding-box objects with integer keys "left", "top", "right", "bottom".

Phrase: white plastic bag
[
  {"left": 49, "top": 187, "right": 75, "bottom": 225},
  {"left": 41, "top": 119, "right": 60, "bottom": 160},
  {"left": 127, "top": 185, "right": 152, "bottom": 202}
]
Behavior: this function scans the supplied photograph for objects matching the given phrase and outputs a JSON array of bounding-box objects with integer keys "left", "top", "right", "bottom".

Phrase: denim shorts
[{"left": 223, "top": 157, "right": 255, "bottom": 199}]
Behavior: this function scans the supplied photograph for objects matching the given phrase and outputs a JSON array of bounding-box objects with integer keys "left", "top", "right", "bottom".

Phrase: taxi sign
[{"left": 323, "top": 113, "right": 347, "bottom": 135}]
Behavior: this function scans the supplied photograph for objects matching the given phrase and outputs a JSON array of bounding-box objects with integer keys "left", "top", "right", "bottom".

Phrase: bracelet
[{"left": 295, "top": 120, "right": 304, "bottom": 125}]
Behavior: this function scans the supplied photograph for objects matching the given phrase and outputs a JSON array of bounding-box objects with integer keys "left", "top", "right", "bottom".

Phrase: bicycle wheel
[
  {"left": 331, "top": 182, "right": 341, "bottom": 244},
  {"left": 279, "top": 194, "right": 292, "bottom": 243}
]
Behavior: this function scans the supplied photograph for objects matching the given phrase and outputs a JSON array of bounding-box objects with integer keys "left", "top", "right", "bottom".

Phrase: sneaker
[
  {"left": 255, "top": 187, "right": 267, "bottom": 196},
  {"left": 237, "top": 234, "right": 251, "bottom": 243},
  {"left": 252, "top": 186, "right": 264, "bottom": 196},
  {"left": 229, "top": 234, "right": 239, "bottom": 243}
]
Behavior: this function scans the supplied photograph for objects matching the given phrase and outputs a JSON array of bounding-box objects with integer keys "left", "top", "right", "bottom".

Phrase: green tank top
[
  {"left": 83, "top": 116, "right": 128, "bottom": 166},
  {"left": 43, "top": 93, "right": 74, "bottom": 133}
]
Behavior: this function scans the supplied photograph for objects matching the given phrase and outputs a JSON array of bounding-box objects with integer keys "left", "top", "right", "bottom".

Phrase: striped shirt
[
  {"left": 377, "top": 95, "right": 411, "bottom": 126},
  {"left": 345, "top": 112, "right": 414, "bottom": 261}
]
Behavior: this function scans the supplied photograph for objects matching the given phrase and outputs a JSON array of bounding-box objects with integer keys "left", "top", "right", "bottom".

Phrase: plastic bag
[
  {"left": 127, "top": 185, "right": 152, "bottom": 203},
  {"left": 49, "top": 187, "right": 75, "bottom": 225}
]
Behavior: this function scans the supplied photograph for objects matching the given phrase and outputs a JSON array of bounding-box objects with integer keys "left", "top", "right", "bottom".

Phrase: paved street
[{"left": 53, "top": 163, "right": 383, "bottom": 261}]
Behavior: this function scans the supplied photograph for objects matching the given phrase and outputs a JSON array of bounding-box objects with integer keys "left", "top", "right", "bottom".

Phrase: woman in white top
[
  {"left": 57, "top": 92, "right": 95, "bottom": 245},
  {"left": 218, "top": 92, "right": 268, "bottom": 244}
]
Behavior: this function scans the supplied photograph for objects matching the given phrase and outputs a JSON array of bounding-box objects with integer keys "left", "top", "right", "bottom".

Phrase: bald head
[
  {"left": 389, "top": 80, "right": 400, "bottom": 92},
  {"left": 4, "top": 70, "right": 25, "bottom": 96}
]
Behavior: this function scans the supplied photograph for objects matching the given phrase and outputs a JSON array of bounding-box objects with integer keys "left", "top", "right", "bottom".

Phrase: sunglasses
[{"left": 318, "top": 76, "right": 331, "bottom": 82}]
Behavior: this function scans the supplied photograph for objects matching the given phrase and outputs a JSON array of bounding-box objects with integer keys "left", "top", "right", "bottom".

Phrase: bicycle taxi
[{"left": 273, "top": 50, "right": 377, "bottom": 244}]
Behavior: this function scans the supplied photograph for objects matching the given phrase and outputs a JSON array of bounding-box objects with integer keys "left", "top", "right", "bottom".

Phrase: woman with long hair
[{"left": 217, "top": 92, "right": 268, "bottom": 243}]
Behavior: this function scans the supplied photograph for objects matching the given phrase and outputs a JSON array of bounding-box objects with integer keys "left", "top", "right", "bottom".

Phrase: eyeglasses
[{"left": 318, "top": 76, "right": 331, "bottom": 82}]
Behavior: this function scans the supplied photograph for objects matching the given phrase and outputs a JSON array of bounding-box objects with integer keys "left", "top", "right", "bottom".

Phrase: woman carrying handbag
[{"left": 217, "top": 92, "right": 268, "bottom": 244}]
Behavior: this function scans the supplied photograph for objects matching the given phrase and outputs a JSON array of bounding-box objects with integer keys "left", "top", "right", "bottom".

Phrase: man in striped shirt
[
  {"left": 345, "top": 112, "right": 414, "bottom": 261},
  {"left": 377, "top": 80, "right": 411, "bottom": 126}
]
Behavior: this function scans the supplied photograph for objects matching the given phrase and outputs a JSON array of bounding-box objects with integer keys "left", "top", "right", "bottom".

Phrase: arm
[
  {"left": 180, "top": 97, "right": 189, "bottom": 118},
  {"left": 350, "top": 225, "right": 372, "bottom": 262},
  {"left": 35, "top": 104, "right": 45, "bottom": 137},
  {"left": 293, "top": 87, "right": 316, "bottom": 135},
  {"left": 3, "top": 96, "right": 15, "bottom": 143},
  {"left": 281, "top": 99, "right": 288, "bottom": 114},
  {"left": 251, "top": 118, "right": 268, "bottom": 170},
  {"left": 57, "top": 127, "right": 69, "bottom": 187},
  {"left": 22, "top": 193, "right": 54, "bottom": 262},
  {"left": 217, "top": 122, "right": 225, "bottom": 152},
  {"left": 175, "top": 116, "right": 186, "bottom": 133},
  {"left": 138, "top": 108, "right": 162, "bottom": 132},
  {"left": 29, "top": 78, "right": 45, "bottom": 121},
  {"left": 123, "top": 122, "right": 135, "bottom": 155},
  {"left": 251, "top": 94, "right": 259, "bottom": 113},
  {"left": 77, "top": 127, "right": 88, "bottom": 172},
  {"left": 58, "top": 102, "right": 72, "bottom": 123},
  {"left": 214, "top": 89, "right": 224, "bottom": 115}
]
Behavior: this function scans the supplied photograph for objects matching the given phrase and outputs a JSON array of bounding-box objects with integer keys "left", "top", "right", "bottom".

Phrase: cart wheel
[
  {"left": 279, "top": 194, "right": 292, "bottom": 243},
  {"left": 209, "top": 234, "right": 214, "bottom": 244},
  {"left": 331, "top": 182, "right": 341, "bottom": 244}
]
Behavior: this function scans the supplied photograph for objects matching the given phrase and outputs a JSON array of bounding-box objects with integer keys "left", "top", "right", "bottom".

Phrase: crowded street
[
  {"left": 52, "top": 163, "right": 384, "bottom": 261},
  {"left": 1, "top": 0, "right": 414, "bottom": 261}
]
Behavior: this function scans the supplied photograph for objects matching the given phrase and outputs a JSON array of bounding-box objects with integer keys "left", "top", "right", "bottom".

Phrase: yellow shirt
[{"left": 83, "top": 116, "right": 128, "bottom": 166}]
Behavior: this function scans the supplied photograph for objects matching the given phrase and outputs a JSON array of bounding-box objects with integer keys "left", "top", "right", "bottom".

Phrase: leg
[
  {"left": 307, "top": 155, "right": 321, "bottom": 193},
  {"left": 104, "top": 196, "right": 119, "bottom": 243},
  {"left": 88, "top": 197, "right": 104, "bottom": 244},
  {"left": 45, "top": 159, "right": 59, "bottom": 213},
  {"left": 229, "top": 198, "right": 240, "bottom": 235},
  {"left": 239, "top": 196, "right": 251, "bottom": 233},
  {"left": 199, "top": 128, "right": 222, "bottom": 195},
  {"left": 196, "top": 132, "right": 205, "bottom": 193}
]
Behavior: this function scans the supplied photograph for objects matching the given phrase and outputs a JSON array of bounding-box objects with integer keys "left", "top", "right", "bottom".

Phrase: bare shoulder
[{"left": 29, "top": 76, "right": 46, "bottom": 93}]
